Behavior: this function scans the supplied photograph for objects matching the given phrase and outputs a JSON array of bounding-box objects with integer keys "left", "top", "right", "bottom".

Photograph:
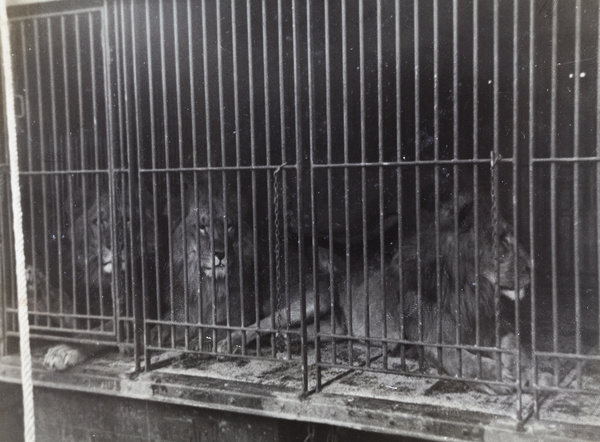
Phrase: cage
[{"left": 1, "top": 0, "right": 599, "bottom": 439}]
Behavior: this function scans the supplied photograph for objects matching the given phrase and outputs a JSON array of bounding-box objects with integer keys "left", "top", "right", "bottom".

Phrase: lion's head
[
  {"left": 479, "top": 216, "right": 531, "bottom": 301},
  {"left": 434, "top": 193, "right": 531, "bottom": 304},
  {"left": 175, "top": 175, "right": 250, "bottom": 283},
  {"left": 194, "top": 192, "right": 239, "bottom": 279},
  {"left": 72, "top": 191, "right": 123, "bottom": 288},
  {"left": 71, "top": 188, "right": 155, "bottom": 294}
]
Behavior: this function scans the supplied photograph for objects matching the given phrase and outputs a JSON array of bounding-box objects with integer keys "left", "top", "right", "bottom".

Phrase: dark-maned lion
[
  {"left": 340, "top": 193, "right": 530, "bottom": 393},
  {"left": 218, "top": 193, "right": 532, "bottom": 394},
  {"left": 153, "top": 174, "right": 256, "bottom": 351}
]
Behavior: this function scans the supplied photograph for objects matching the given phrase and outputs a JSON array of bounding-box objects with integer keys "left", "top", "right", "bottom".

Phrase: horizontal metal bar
[
  {"left": 316, "top": 360, "right": 519, "bottom": 388},
  {"left": 18, "top": 169, "right": 123, "bottom": 176},
  {"left": 532, "top": 385, "right": 600, "bottom": 395},
  {"left": 311, "top": 158, "right": 515, "bottom": 168},
  {"left": 7, "top": 309, "right": 118, "bottom": 322},
  {"left": 535, "top": 351, "right": 600, "bottom": 362},
  {"left": 8, "top": 328, "right": 115, "bottom": 337},
  {"left": 146, "top": 319, "right": 302, "bottom": 336},
  {"left": 25, "top": 334, "right": 130, "bottom": 346},
  {"left": 147, "top": 346, "right": 301, "bottom": 363},
  {"left": 531, "top": 156, "right": 600, "bottom": 163},
  {"left": 9, "top": 7, "right": 103, "bottom": 22},
  {"left": 138, "top": 165, "right": 296, "bottom": 173},
  {"left": 317, "top": 332, "right": 516, "bottom": 354}
]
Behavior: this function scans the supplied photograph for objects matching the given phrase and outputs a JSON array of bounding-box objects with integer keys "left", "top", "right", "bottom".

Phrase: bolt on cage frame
[{"left": 0, "top": 0, "right": 599, "bottom": 425}]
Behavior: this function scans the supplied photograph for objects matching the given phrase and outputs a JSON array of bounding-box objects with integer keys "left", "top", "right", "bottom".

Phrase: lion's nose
[{"left": 214, "top": 249, "right": 225, "bottom": 264}]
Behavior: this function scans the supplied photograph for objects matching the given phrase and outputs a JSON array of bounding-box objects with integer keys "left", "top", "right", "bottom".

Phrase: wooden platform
[{"left": 0, "top": 345, "right": 599, "bottom": 441}]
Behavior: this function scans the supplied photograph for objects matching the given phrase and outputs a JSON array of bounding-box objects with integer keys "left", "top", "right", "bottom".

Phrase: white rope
[{"left": 0, "top": 1, "right": 36, "bottom": 440}]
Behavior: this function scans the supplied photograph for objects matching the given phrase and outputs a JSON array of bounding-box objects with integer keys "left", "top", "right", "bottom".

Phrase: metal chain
[
  {"left": 490, "top": 150, "right": 502, "bottom": 371},
  {"left": 490, "top": 151, "right": 501, "bottom": 271},
  {"left": 273, "top": 163, "right": 287, "bottom": 350}
]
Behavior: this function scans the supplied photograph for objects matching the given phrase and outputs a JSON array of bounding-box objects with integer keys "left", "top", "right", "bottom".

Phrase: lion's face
[
  {"left": 73, "top": 193, "right": 123, "bottom": 286},
  {"left": 73, "top": 190, "right": 153, "bottom": 286},
  {"left": 478, "top": 216, "right": 531, "bottom": 301},
  {"left": 187, "top": 182, "right": 242, "bottom": 280},
  {"left": 196, "top": 208, "right": 238, "bottom": 279}
]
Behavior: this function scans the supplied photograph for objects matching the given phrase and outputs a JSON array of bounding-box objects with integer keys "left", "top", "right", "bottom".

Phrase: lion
[
  {"left": 42, "top": 187, "right": 155, "bottom": 371},
  {"left": 338, "top": 193, "right": 531, "bottom": 393},
  {"left": 152, "top": 173, "right": 256, "bottom": 352},
  {"left": 218, "top": 193, "right": 532, "bottom": 394}
]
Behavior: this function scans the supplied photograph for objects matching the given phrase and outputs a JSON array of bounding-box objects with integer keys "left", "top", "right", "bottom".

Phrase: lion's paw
[
  {"left": 43, "top": 344, "right": 88, "bottom": 371},
  {"left": 216, "top": 332, "right": 246, "bottom": 354}
]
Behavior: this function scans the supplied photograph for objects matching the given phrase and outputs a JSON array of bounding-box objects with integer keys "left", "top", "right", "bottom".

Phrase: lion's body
[
  {"left": 220, "top": 193, "right": 531, "bottom": 393},
  {"left": 338, "top": 195, "right": 530, "bottom": 390},
  {"left": 43, "top": 187, "right": 154, "bottom": 370}
]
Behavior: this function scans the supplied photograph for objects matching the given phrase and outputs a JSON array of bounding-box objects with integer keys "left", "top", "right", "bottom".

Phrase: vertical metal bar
[
  {"left": 44, "top": 17, "right": 66, "bottom": 328},
  {"left": 261, "top": 0, "right": 273, "bottom": 359},
  {"left": 123, "top": 0, "right": 139, "bottom": 352},
  {"left": 201, "top": 0, "right": 212, "bottom": 350},
  {"left": 291, "top": 0, "right": 307, "bottom": 392},
  {"left": 277, "top": 0, "right": 291, "bottom": 361},
  {"left": 433, "top": 0, "right": 443, "bottom": 375},
  {"left": 173, "top": 0, "right": 190, "bottom": 349},
  {"left": 452, "top": 0, "right": 464, "bottom": 380},
  {"left": 341, "top": 0, "right": 353, "bottom": 365},
  {"left": 113, "top": 0, "right": 129, "bottom": 340},
  {"left": 246, "top": 0, "right": 260, "bottom": 360},
  {"left": 23, "top": 21, "right": 38, "bottom": 326},
  {"left": 306, "top": 0, "right": 321, "bottom": 388},
  {"left": 142, "top": 0, "right": 160, "bottom": 362},
  {"left": 324, "top": 0, "right": 336, "bottom": 365},
  {"left": 158, "top": 0, "right": 177, "bottom": 348},
  {"left": 37, "top": 24, "right": 51, "bottom": 330},
  {"left": 126, "top": 0, "right": 143, "bottom": 363},
  {"left": 74, "top": 15, "right": 92, "bottom": 331},
  {"left": 215, "top": 0, "right": 228, "bottom": 352},
  {"left": 205, "top": 0, "right": 218, "bottom": 350},
  {"left": 414, "top": 0, "right": 423, "bottom": 368},
  {"left": 473, "top": 0, "right": 481, "bottom": 376},
  {"left": 358, "top": 0, "right": 370, "bottom": 366},
  {"left": 60, "top": 16, "right": 78, "bottom": 324},
  {"left": 0, "top": 145, "right": 7, "bottom": 350},
  {"left": 187, "top": 0, "right": 198, "bottom": 351},
  {"left": 492, "top": 0, "right": 501, "bottom": 380},
  {"left": 395, "top": 0, "right": 405, "bottom": 370},
  {"left": 452, "top": 0, "right": 462, "bottom": 379},
  {"left": 233, "top": 0, "right": 249, "bottom": 355},
  {"left": 85, "top": 14, "right": 100, "bottom": 327},
  {"left": 98, "top": 8, "right": 117, "bottom": 336},
  {"left": 377, "top": 0, "right": 386, "bottom": 369},
  {"left": 573, "top": 0, "right": 583, "bottom": 388},
  {"left": 29, "top": 19, "right": 41, "bottom": 327},
  {"left": 511, "top": 0, "right": 522, "bottom": 419},
  {"left": 230, "top": 0, "right": 241, "bottom": 353},
  {"left": 549, "top": 0, "right": 559, "bottom": 385},
  {"left": 120, "top": 0, "right": 134, "bottom": 342},
  {"left": 145, "top": 0, "right": 164, "bottom": 350},
  {"left": 225, "top": 8, "right": 234, "bottom": 349},
  {"left": 528, "top": 0, "right": 540, "bottom": 419},
  {"left": 596, "top": 0, "right": 600, "bottom": 369}
]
